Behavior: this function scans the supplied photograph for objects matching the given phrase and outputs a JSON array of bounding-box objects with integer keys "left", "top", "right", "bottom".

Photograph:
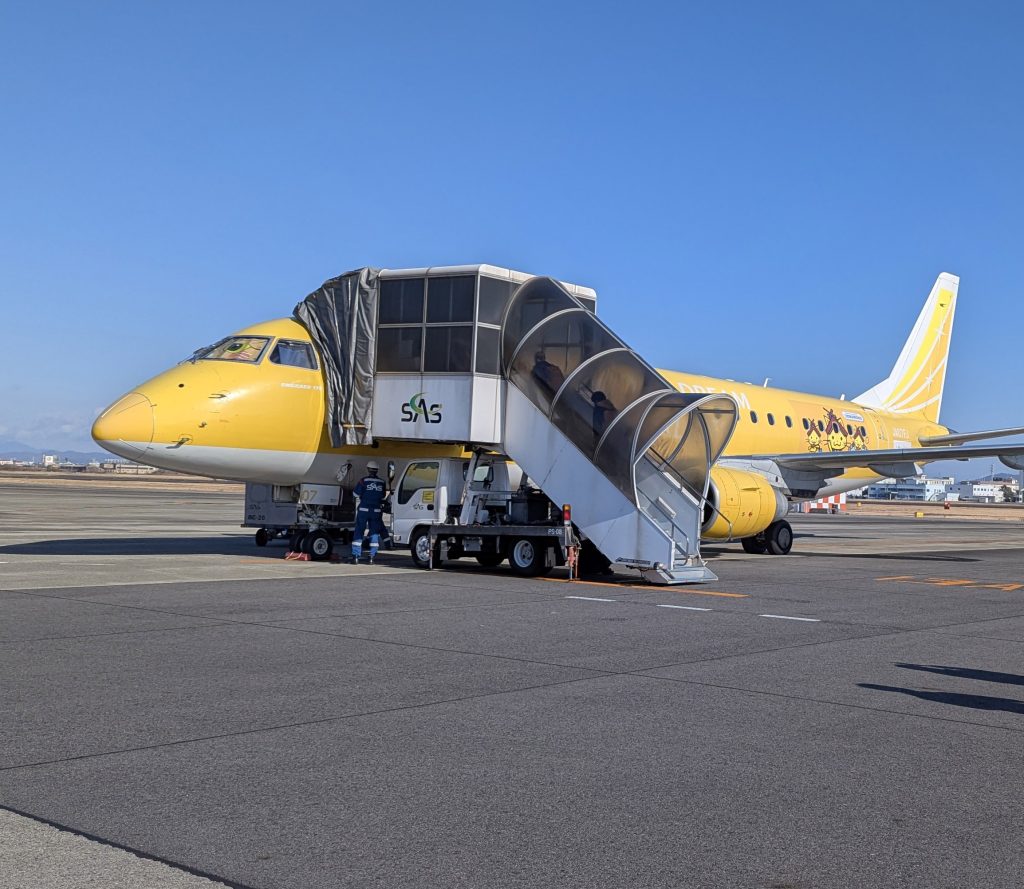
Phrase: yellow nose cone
[{"left": 92, "top": 392, "right": 155, "bottom": 459}]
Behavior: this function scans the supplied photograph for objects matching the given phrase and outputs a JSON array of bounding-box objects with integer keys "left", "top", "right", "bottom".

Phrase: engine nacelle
[{"left": 702, "top": 466, "right": 788, "bottom": 540}]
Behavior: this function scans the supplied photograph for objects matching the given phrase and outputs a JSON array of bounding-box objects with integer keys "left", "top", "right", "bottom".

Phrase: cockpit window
[
  {"left": 199, "top": 336, "right": 270, "bottom": 363},
  {"left": 269, "top": 340, "right": 318, "bottom": 369}
]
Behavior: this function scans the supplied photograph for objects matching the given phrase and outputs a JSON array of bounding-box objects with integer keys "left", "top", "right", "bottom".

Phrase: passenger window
[
  {"left": 802, "top": 418, "right": 809, "bottom": 430},
  {"left": 377, "top": 327, "right": 422, "bottom": 372},
  {"left": 478, "top": 277, "right": 513, "bottom": 325},
  {"left": 269, "top": 340, "right": 317, "bottom": 369},
  {"left": 426, "top": 276, "right": 475, "bottom": 323},
  {"left": 379, "top": 278, "right": 425, "bottom": 324},
  {"left": 767, "top": 413, "right": 775, "bottom": 426},
  {"left": 750, "top": 411, "right": 758, "bottom": 423},
  {"left": 818, "top": 420, "right": 825, "bottom": 432},
  {"left": 846, "top": 424, "right": 853, "bottom": 434},
  {"left": 398, "top": 462, "right": 439, "bottom": 504},
  {"left": 785, "top": 416, "right": 793, "bottom": 428},
  {"left": 424, "top": 327, "right": 472, "bottom": 373}
]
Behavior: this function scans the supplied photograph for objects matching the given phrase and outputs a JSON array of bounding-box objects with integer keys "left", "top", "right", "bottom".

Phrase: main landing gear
[{"left": 740, "top": 519, "right": 793, "bottom": 556}]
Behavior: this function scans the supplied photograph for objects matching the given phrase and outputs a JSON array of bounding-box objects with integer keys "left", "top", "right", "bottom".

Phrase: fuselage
[{"left": 92, "top": 317, "right": 947, "bottom": 495}]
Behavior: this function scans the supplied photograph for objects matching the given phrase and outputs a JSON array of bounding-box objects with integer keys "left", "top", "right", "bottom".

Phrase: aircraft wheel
[
  {"left": 411, "top": 529, "right": 439, "bottom": 570},
  {"left": 741, "top": 535, "right": 768, "bottom": 555},
  {"left": 306, "top": 530, "right": 334, "bottom": 562},
  {"left": 255, "top": 528, "right": 269, "bottom": 547},
  {"left": 475, "top": 553, "right": 505, "bottom": 568},
  {"left": 765, "top": 520, "right": 793, "bottom": 556},
  {"left": 291, "top": 531, "right": 308, "bottom": 554},
  {"left": 509, "top": 538, "right": 548, "bottom": 577}
]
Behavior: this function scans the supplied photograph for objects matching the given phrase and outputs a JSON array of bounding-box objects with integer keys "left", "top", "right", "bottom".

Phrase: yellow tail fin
[{"left": 854, "top": 272, "right": 958, "bottom": 424}]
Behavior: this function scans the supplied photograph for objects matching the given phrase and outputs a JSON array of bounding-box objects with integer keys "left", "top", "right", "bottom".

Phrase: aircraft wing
[
  {"left": 738, "top": 442, "right": 1024, "bottom": 476},
  {"left": 919, "top": 425, "right": 1024, "bottom": 445}
]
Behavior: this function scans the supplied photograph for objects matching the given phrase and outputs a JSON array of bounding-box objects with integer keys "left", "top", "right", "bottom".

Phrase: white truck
[{"left": 390, "top": 453, "right": 605, "bottom": 577}]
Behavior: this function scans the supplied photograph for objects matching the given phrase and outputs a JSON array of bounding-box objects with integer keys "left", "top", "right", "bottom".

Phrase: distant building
[
  {"left": 113, "top": 462, "right": 158, "bottom": 475},
  {"left": 956, "top": 479, "right": 1019, "bottom": 503},
  {"left": 42, "top": 454, "right": 58, "bottom": 467},
  {"left": 862, "top": 476, "right": 955, "bottom": 501}
]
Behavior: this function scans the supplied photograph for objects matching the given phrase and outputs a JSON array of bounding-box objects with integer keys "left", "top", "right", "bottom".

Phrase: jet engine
[{"left": 702, "top": 466, "right": 788, "bottom": 540}]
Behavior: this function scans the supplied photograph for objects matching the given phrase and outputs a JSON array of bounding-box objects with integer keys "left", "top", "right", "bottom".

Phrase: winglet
[{"left": 854, "top": 272, "right": 959, "bottom": 424}]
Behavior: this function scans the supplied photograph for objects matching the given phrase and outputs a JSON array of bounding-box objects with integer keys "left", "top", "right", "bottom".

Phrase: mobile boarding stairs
[{"left": 295, "top": 266, "right": 739, "bottom": 584}]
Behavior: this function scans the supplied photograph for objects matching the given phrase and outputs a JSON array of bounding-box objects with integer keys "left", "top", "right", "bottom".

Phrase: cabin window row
[
  {"left": 746, "top": 411, "right": 868, "bottom": 437},
  {"left": 747, "top": 411, "right": 794, "bottom": 427}
]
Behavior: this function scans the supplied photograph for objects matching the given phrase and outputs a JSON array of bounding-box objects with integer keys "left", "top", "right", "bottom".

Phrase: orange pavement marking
[
  {"left": 540, "top": 577, "right": 748, "bottom": 598},
  {"left": 877, "top": 575, "right": 1023, "bottom": 592}
]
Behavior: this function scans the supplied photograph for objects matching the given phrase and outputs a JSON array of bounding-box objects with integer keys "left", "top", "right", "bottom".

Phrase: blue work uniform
[{"left": 352, "top": 474, "right": 387, "bottom": 561}]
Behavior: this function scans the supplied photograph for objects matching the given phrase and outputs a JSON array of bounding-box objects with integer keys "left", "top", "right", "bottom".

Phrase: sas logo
[{"left": 401, "top": 392, "right": 443, "bottom": 424}]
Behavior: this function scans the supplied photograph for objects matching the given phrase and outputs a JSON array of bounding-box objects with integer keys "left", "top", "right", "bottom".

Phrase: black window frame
[{"left": 268, "top": 339, "right": 319, "bottom": 371}]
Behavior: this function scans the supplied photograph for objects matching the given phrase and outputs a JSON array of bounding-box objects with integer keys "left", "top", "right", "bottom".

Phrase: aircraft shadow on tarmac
[
  {"left": 859, "top": 683, "right": 1024, "bottom": 715},
  {"left": 895, "top": 663, "right": 1024, "bottom": 689},
  {"left": 0, "top": 536, "right": 275, "bottom": 557},
  {"left": 861, "top": 663, "right": 1024, "bottom": 715}
]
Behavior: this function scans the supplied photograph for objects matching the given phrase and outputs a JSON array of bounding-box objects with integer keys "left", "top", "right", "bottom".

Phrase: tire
[
  {"left": 741, "top": 535, "right": 768, "bottom": 555},
  {"left": 509, "top": 537, "right": 550, "bottom": 577},
  {"left": 765, "top": 520, "right": 793, "bottom": 556},
  {"left": 475, "top": 553, "right": 505, "bottom": 568},
  {"left": 291, "top": 531, "right": 308, "bottom": 554},
  {"left": 306, "top": 530, "right": 334, "bottom": 562},
  {"left": 255, "top": 528, "right": 269, "bottom": 547},
  {"left": 410, "top": 528, "right": 439, "bottom": 570}
]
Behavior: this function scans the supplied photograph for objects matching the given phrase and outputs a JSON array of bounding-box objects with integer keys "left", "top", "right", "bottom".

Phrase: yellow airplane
[{"left": 93, "top": 269, "right": 1024, "bottom": 556}]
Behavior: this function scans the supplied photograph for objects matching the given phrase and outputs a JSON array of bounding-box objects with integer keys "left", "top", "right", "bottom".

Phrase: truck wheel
[
  {"left": 255, "top": 528, "right": 269, "bottom": 547},
  {"left": 509, "top": 538, "right": 550, "bottom": 577},
  {"left": 765, "top": 520, "right": 793, "bottom": 556},
  {"left": 411, "top": 529, "right": 439, "bottom": 570},
  {"left": 475, "top": 553, "right": 504, "bottom": 568},
  {"left": 306, "top": 530, "right": 334, "bottom": 562}
]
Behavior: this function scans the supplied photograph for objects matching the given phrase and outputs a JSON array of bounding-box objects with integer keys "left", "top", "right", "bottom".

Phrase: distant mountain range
[{"left": 0, "top": 439, "right": 112, "bottom": 464}]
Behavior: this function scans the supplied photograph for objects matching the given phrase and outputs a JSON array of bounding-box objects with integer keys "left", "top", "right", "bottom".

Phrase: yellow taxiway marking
[
  {"left": 540, "top": 577, "right": 748, "bottom": 598},
  {"left": 877, "top": 575, "right": 1024, "bottom": 592}
]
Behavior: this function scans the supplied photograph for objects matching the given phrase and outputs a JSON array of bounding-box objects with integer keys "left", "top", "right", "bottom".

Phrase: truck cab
[{"left": 390, "top": 455, "right": 571, "bottom": 576}]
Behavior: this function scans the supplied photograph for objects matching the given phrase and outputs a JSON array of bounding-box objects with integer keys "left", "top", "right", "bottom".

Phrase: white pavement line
[
  {"left": 565, "top": 595, "right": 617, "bottom": 602},
  {"left": 759, "top": 614, "right": 821, "bottom": 622},
  {"left": 655, "top": 604, "right": 712, "bottom": 612}
]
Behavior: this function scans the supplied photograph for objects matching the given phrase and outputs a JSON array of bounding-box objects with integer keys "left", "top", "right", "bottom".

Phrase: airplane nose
[{"left": 92, "top": 392, "right": 155, "bottom": 459}]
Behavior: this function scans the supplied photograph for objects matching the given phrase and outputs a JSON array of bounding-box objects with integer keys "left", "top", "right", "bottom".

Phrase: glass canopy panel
[
  {"left": 549, "top": 349, "right": 662, "bottom": 460},
  {"left": 635, "top": 394, "right": 739, "bottom": 497},
  {"left": 593, "top": 393, "right": 663, "bottom": 500},
  {"left": 502, "top": 277, "right": 579, "bottom": 370},
  {"left": 507, "top": 322, "right": 574, "bottom": 414}
]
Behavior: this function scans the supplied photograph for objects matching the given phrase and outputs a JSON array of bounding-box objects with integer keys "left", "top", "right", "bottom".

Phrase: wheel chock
[{"left": 284, "top": 551, "right": 311, "bottom": 561}]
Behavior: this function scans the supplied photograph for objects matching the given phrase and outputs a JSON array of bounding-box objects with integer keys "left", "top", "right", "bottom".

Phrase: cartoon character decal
[{"left": 805, "top": 408, "right": 870, "bottom": 453}]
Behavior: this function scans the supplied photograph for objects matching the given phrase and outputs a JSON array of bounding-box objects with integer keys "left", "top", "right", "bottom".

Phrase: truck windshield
[{"left": 198, "top": 336, "right": 270, "bottom": 363}]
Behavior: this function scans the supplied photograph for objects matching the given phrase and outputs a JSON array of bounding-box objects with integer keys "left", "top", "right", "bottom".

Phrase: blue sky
[{"left": 1, "top": 2, "right": 1021, "bottom": 478}]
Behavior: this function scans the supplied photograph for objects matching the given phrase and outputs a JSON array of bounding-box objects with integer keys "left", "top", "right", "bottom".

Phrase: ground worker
[{"left": 350, "top": 461, "right": 387, "bottom": 564}]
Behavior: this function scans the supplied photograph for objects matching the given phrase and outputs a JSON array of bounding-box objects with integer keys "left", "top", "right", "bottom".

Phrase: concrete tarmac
[{"left": 2, "top": 482, "right": 1024, "bottom": 888}]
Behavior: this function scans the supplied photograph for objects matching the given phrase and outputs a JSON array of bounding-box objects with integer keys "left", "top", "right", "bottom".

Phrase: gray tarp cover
[{"left": 293, "top": 267, "right": 379, "bottom": 447}]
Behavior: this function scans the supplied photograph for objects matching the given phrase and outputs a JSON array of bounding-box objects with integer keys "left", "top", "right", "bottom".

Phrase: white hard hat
[{"left": 366, "top": 461, "right": 379, "bottom": 471}]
